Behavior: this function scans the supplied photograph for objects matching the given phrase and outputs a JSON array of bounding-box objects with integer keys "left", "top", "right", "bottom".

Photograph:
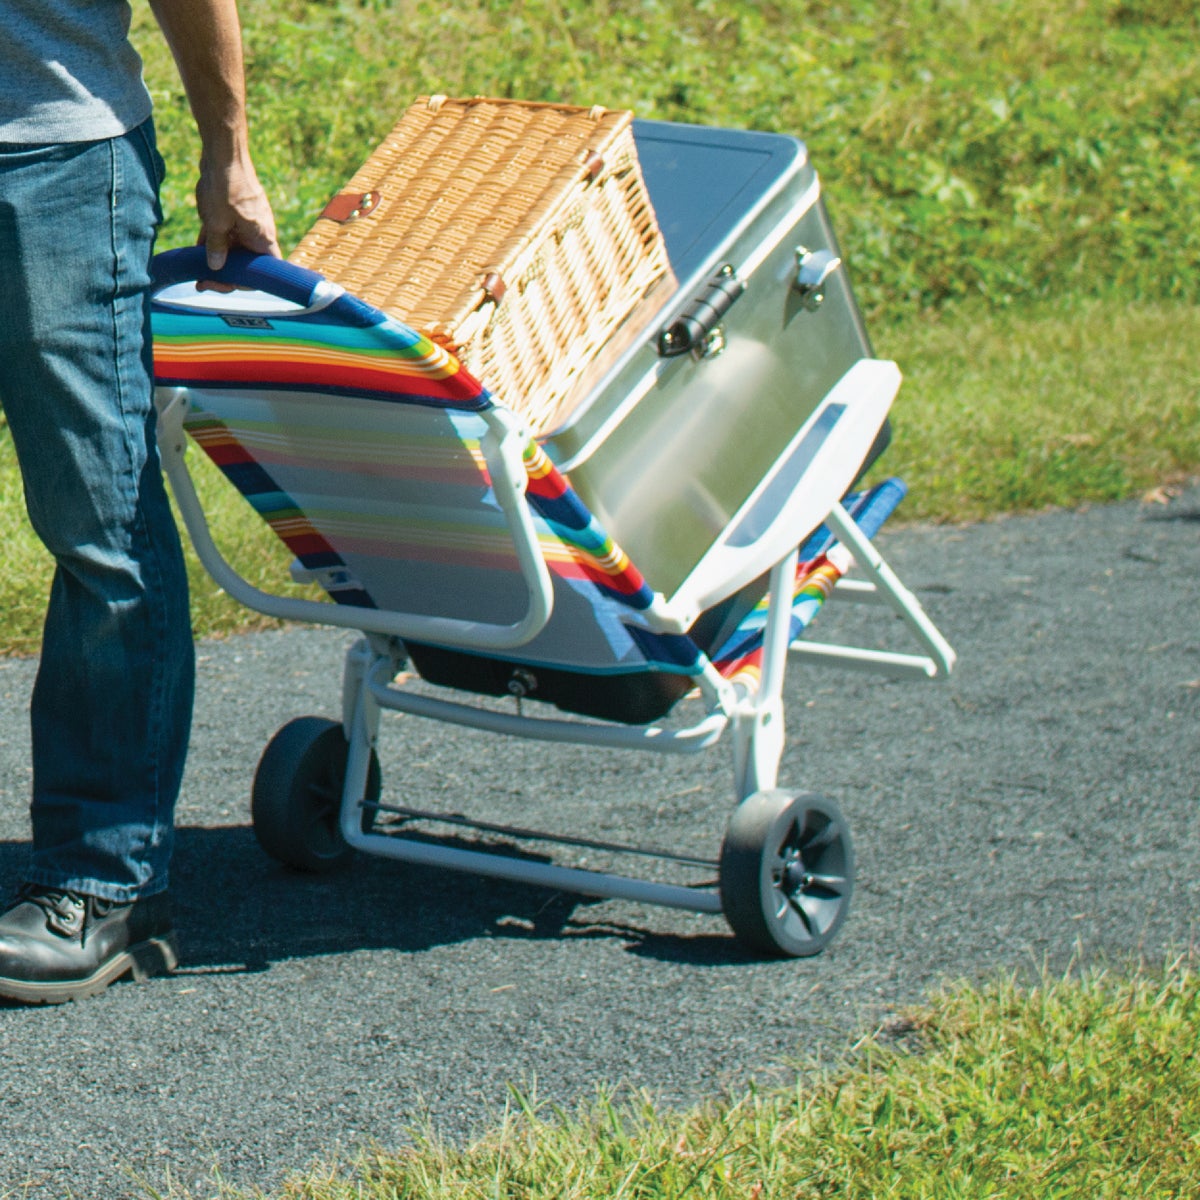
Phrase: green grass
[
  {"left": 152, "top": 955, "right": 1200, "bottom": 1198},
  {"left": 134, "top": 0, "right": 1200, "bottom": 318},
  {"left": 875, "top": 299, "right": 1200, "bottom": 521}
]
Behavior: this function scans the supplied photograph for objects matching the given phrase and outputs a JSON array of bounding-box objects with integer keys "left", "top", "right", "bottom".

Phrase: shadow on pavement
[{"left": 0, "top": 827, "right": 742, "bottom": 973}]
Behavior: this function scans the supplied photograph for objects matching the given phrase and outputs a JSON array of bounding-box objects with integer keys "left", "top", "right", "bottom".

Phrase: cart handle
[{"left": 151, "top": 247, "right": 380, "bottom": 326}]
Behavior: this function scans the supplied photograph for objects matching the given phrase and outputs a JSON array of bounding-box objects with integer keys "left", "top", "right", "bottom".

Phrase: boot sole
[{"left": 0, "top": 932, "right": 179, "bottom": 1005}]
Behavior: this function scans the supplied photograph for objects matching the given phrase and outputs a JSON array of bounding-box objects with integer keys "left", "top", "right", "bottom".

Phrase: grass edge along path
[
  {"left": 151, "top": 953, "right": 1199, "bottom": 1199},
  {"left": 0, "top": 296, "right": 1195, "bottom": 657}
]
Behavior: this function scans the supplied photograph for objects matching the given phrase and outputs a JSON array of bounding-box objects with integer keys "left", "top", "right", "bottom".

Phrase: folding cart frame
[{"left": 152, "top": 247, "right": 955, "bottom": 957}]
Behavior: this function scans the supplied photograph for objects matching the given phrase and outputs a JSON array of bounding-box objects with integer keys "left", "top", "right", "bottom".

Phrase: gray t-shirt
[{"left": 0, "top": 0, "right": 153, "bottom": 142}]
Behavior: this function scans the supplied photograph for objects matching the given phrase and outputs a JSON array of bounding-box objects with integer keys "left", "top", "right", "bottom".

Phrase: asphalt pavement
[{"left": 1, "top": 484, "right": 1197, "bottom": 1198}]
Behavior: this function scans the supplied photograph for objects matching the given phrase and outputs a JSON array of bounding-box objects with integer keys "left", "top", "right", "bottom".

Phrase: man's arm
[{"left": 149, "top": 0, "right": 279, "bottom": 268}]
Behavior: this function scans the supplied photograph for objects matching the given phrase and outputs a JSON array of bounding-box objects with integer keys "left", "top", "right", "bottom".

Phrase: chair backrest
[{"left": 151, "top": 249, "right": 704, "bottom": 679}]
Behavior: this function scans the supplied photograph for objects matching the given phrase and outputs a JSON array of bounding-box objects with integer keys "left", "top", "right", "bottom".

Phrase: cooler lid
[{"left": 633, "top": 119, "right": 807, "bottom": 284}]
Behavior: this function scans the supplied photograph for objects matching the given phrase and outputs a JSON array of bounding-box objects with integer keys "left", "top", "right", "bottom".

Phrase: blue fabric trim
[
  {"left": 796, "top": 478, "right": 908, "bottom": 561},
  {"left": 713, "top": 478, "right": 907, "bottom": 668}
]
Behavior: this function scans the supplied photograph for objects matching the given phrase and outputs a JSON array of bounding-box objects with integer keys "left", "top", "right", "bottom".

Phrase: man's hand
[{"left": 196, "top": 153, "right": 279, "bottom": 273}]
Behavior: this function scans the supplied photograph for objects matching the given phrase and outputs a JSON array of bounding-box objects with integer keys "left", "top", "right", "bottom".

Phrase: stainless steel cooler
[{"left": 542, "top": 119, "right": 894, "bottom": 611}]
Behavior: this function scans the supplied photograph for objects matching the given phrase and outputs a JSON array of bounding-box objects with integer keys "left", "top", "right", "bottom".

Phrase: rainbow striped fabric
[
  {"left": 154, "top": 307, "right": 489, "bottom": 410},
  {"left": 520, "top": 439, "right": 653, "bottom": 610},
  {"left": 152, "top": 294, "right": 682, "bottom": 674},
  {"left": 152, "top": 273, "right": 904, "bottom": 693},
  {"left": 712, "top": 558, "right": 843, "bottom": 693}
]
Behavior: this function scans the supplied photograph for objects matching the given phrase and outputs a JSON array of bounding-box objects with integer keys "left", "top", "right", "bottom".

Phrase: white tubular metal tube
[
  {"left": 788, "top": 642, "right": 940, "bottom": 678},
  {"left": 341, "top": 829, "right": 725, "bottom": 914},
  {"left": 758, "top": 548, "right": 800, "bottom": 702},
  {"left": 824, "top": 502, "right": 957, "bottom": 677},
  {"left": 335, "top": 645, "right": 724, "bottom": 914},
  {"left": 157, "top": 395, "right": 555, "bottom": 651},
  {"left": 831, "top": 578, "right": 889, "bottom": 604},
  {"left": 365, "top": 661, "right": 729, "bottom": 753},
  {"left": 730, "top": 548, "right": 797, "bottom": 799}
]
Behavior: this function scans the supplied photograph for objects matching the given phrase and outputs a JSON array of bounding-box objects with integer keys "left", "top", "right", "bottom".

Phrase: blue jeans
[{"left": 0, "top": 121, "right": 194, "bottom": 902}]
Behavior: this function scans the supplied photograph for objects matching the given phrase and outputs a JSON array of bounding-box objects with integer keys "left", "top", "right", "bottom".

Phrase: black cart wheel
[
  {"left": 719, "top": 790, "right": 855, "bottom": 957},
  {"left": 251, "top": 716, "right": 381, "bottom": 873}
]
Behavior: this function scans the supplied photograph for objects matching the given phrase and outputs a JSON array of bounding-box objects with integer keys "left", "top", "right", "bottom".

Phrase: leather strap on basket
[{"left": 319, "top": 190, "right": 381, "bottom": 223}]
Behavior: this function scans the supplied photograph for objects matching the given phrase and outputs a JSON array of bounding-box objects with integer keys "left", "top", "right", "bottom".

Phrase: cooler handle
[{"left": 657, "top": 264, "right": 746, "bottom": 357}]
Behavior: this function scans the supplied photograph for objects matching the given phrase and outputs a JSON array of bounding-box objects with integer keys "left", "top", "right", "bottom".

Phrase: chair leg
[
  {"left": 338, "top": 638, "right": 389, "bottom": 843},
  {"left": 732, "top": 548, "right": 798, "bottom": 801}
]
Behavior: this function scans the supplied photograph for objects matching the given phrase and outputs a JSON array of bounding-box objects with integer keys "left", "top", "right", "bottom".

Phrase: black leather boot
[{"left": 0, "top": 884, "right": 178, "bottom": 1005}]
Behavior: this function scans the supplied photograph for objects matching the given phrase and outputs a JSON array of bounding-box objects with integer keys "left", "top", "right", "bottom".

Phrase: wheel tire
[
  {"left": 251, "top": 716, "right": 381, "bottom": 873},
  {"left": 719, "top": 790, "right": 855, "bottom": 957}
]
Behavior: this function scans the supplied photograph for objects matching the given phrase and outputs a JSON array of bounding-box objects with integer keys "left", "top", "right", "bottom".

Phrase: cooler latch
[
  {"left": 657, "top": 264, "right": 745, "bottom": 358},
  {"left": 793, "top": 247, "right": 842, "bottom": 311}
]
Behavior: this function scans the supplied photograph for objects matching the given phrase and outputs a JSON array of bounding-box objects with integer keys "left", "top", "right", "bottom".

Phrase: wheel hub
[{"left": 781, "top": 857, "right": 813, "bottom": 894}]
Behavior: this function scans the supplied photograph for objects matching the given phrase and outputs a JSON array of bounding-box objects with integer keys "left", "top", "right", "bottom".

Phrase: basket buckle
[{"left": 319, "top": 190, "right": 382, "bottom": 224}]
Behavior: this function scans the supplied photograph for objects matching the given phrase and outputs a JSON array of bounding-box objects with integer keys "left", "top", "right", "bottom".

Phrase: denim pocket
[{"left": 131, "top": 118, "right": 167, "bottom": 194}]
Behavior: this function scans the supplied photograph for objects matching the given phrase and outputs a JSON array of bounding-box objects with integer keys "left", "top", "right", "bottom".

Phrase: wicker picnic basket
[{"left": 290, "top": 95, "right": 674, "bottom": 434}]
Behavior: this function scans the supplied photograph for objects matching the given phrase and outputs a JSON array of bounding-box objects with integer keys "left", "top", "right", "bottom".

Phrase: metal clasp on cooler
[
  {"left": 793, "top": 246, "right": 842, "bottom": 311},
  {"left": 657, "top": 264, "right": 745, "bottom": 359}
]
